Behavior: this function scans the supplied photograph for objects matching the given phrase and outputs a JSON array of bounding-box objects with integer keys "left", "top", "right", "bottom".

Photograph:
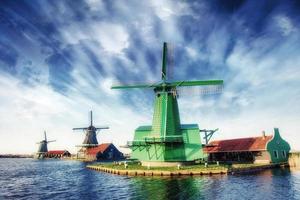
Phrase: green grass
[
  {"left": 89, "top": 161, "right": 271, "bottom": 172},
  {"left": 92, "top": 162, "right": 228, "bottom": 171}
]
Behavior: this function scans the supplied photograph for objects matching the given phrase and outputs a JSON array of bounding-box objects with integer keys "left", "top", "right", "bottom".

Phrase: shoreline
[
  {"left": 87, "top": 162, "right": 289, "bottom": 177},
  {"left": 0, "top": 155, "right": 34, "bottom": 158}
]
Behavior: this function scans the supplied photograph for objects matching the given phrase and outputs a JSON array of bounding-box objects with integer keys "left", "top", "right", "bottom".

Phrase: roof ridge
[
  {"left": 210, "top": 135, "right": 272, "bottom": 143},
  {"left": 205, "top": 135, "right": 273, "bottom": 153}
]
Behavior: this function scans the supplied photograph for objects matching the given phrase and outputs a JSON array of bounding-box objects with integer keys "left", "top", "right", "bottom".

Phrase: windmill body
[
  {"left": 112, "top": 43, "right": 223, "bottom": 166},
  {"left": 73, "top": 111, "right": 109, "bottom": 158},
  {"left": 82, "top": 127, "right": 99, "bottom": 146},
  {"left": 37, "top": 141, "right": 48, "bottom": 154}
]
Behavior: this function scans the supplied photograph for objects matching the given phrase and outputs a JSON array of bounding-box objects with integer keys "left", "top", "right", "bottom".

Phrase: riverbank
[
  {"left": 0, "top": 154, "right": 33, "bottom": 158},
  {"left": 87, "top": 162, "right": 288, "bottom": 176},
  {"left": 289, "top": 152, "right": 300, "bottom": 169}
]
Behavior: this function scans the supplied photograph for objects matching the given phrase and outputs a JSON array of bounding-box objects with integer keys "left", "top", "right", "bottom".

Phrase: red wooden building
[
  {"left": 84, "top": 143, "right": 124, "bottom": 161},
  {"left": 45, "top": 150, "right": 71, "bottom": 158},
  {"left": 203, "top": 129, "right": 290, "bottom": 164}
]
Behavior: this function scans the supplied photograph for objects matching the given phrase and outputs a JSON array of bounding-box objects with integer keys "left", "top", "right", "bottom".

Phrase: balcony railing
[{"left": 127, "top": 135, "right": 183, "bottom": 146}]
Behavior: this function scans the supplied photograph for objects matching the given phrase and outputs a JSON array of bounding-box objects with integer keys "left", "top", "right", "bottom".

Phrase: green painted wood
[
  {"left": 112, "top": 42, "right": 223, "bottom": 164},
  {"left": 266, "top": 128, "right": 291, "bottom": 163},
  {"left": 131, "top": 125, "right": 204, "bottom": 162},
  {"left": 170, "top": 80, "right": 223, "bottom": 87},
  {"left": 111, "top": 80, "right": 223, "bottom": 90},
  {"left": 151, "top": 92, "right": 181, "bottom": 138}
]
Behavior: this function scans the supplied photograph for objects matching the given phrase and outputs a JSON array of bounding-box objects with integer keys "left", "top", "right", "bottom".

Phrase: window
[
  {"left": 282, "top": 151, "right": 287, "bottom": 158},
  {"left": 274, "top": 150, "right": 278, "bottom": 158}
]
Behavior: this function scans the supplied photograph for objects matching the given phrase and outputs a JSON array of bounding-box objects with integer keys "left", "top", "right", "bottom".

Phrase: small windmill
[
  {"left": 73, "top": 111, "right": 109, "bottom": 148},
  {"left": 111, "top": 42, "right": 224, "bottom": 165},
  {"left": 36, "top": 131, "right": 56, "bottom": 159}
]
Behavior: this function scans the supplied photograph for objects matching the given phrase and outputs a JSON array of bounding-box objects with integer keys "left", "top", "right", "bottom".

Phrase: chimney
[{"left": 262, "top": 131, "right": 266, "bottom": 139}]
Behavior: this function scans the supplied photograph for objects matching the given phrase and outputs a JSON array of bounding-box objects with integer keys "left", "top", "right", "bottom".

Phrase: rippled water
[{"left": 0, "top": 159, "right": 300, "bottom": 200}]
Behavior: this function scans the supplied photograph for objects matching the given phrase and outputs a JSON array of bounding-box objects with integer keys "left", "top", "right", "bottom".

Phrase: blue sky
[{"left": 0, "top": 0, "right": 300, "bottom": 154}]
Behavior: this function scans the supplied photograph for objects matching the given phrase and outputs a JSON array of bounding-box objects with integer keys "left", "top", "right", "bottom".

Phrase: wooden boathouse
[
  {"left": 45, "top": 150, "right": 71, "bottom": 158},
  {"left": 84, "top": 143, "right": 124, "bottom": 161},
  {"left": 204, "top": 128, "right": 291, "bottom": 164}
]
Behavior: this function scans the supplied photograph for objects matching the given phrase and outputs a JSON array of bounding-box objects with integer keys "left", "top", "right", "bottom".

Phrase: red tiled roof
[
  {"left": 204, "top": 136, "right": 273, "bottom": 153},
  {"left": 47, "top": 150, "right": 67, "bottom": 155},
  {"left": 86, "top": 143, "right": 111, "bottom": 155}
]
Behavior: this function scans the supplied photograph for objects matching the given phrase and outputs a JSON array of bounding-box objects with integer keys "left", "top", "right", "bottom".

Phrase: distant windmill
[
  {"left": 35, "top": 131, "right": 56, "bottom": 159},
  {"left": 73, "top": 111, "right": 109, "bottom": 148}
]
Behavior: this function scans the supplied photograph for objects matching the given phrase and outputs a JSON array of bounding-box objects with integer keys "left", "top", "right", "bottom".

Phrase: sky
[{"left": 0, "top": 0, "right": 300, "bottom": 154}]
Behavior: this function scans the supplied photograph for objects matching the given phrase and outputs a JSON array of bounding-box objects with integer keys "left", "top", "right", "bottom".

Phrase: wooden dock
[
  {"left": 86, "top": 165, "right": 227, "bottom": 176},
  {"left": 86, "top": 163, "right": 287, "bottom": 177}
]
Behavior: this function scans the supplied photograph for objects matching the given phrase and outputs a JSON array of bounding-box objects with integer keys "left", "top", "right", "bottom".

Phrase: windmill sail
[
  {"left": 90, "top": 110, "right": 93, "bottom": 126},
  {"left": 111, "top": 42, "right": 223, "bottom": 138},
  {"left": 44, "top": 131, "right": 47, "bottom": 142},
  {"left": 111, "top": 42, "right": 224, "bottom": 164},
  {"left": 73, "top": 110, "right": 109, "bottom": 147},
  {"left": 162, "top": 42, "right": 168, "bottom": 81}
]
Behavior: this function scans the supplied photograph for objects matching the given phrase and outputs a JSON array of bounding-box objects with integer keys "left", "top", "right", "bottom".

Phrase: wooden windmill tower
[
  {"left": 73, "top": 111, "right": 109, "bottom": 158},
  {"left": 112, "top": 42, "right": 223, "bottom": 166},
  {"left": 35, "top": 131, "right": 56, "bottom": 159}
]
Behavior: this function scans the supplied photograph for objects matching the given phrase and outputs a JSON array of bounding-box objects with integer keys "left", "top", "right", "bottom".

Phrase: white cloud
[
  {"left": 0, "top": 72, "right": 149, "bottom": 154},
  {"left": 99, "top": 77, "right": 120, "bottom": 96},
  {"left": 92, "top": 23, "right": 129, "bottom": 54},
  {"left": 85, "top": 0, "right": 105, "bottom": 11},
  {"left": 275, "top": 15, "right": 296, "bottom": 36},
  {"left": 1, "top": 0, "right": 300, "bottom": 155},
  {"left": 60, "top": 22, "right": 129, "bottom": 54},
  {"left": 151, "top": 0, "right": 192, "bottom": 20},
  {"left": 185, "top": 46, "right": 198, "bottom": 59}
]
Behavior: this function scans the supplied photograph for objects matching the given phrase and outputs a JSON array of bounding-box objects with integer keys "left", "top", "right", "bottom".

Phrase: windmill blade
[
  {"left": 170, "top": 80, "right": 223, "bottom": 87},
  {"left": 111, "top": 83, "right": 159, "bottom": 89},
  {"left": 44, "top": 131, "right": 47, "bottom": 141},
  {"left": 167, "top": 43, "right": 175, "bottom": 81},
  {"left": 95, "top": 126, "right": 109, "bottom": 130},
  {"left": 177, "top": 84, "right": 223, "bottom": 97},
  {"left": 36, "top": 142, "right": 42, "bottom": 144},
  {"left": 90, "top": 110, "right": 93, "bottom": 126},
  {"left": 73, "top": 127, "right": 88, "bottom": 130},
  {"left": 47, "top": 140, "right": 56, "bottom": 143},
  {"left": 161, "top": 42, "right": 168, "bottom": 81}
]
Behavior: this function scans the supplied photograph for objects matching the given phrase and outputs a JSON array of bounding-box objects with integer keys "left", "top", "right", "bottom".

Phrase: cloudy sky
[{"left": 0, "top": 0, "right": 299, "bottom": 154}]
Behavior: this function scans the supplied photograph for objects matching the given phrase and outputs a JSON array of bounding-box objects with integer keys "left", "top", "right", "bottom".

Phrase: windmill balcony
[
  {"left": 75, "top": 144, "right": 99, "bottom": 147},
  {"left": 127, "top": 135, "right": 184, "bottom": 146}
]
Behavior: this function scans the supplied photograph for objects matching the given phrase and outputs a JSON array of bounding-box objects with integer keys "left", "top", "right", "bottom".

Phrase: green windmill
[{"left": 112, "top": 43, "right": 223, "bottom": 166}]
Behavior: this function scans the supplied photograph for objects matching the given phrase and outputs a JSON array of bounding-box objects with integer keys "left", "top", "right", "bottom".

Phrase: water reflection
[
  {"left": 1, "top": 159, "right": 300, "bottom": 200},
  {"left": 76, "top": 162, "right": 99, "bottom": 199},
  {"left": 128, "top": 176, "right": 208, "bottom": 200},
  {"left": 126, "top": 168, "right": 300, "bottom": 200},
  {"left": 270, "top": 168, "right": 297, "bottom": 199}
]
